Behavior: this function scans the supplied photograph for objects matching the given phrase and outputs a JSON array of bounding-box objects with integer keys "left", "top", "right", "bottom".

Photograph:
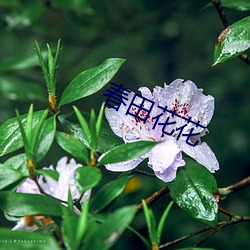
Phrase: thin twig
[
  {"left": 159, "top": 224, "right": 212, "bottom": 249},
  {"left": 159, "top": 216, "right": 250, "bottom": 249},
  {"left": 193, "top": 216, "right": 250, "bottom": 247},
  {"left": 211, "top": 0, "right": 250, "bottom": 66},
  {"left": 136, "top": 186, "right": 169, "bottom": 215},
  {"left": 218, "top": 176, "right": 250, "bottom": 198},
  {"left": 218, "top": 206, "right": 235, "bottom": 218},
  {"left": 134, "top": 169, "right": 156, "bottom": 178}
]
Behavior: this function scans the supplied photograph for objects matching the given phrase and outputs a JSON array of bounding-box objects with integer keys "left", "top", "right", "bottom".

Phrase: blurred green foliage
[{"left": 0, "top": 0, "right": 249, "bottom": 249}]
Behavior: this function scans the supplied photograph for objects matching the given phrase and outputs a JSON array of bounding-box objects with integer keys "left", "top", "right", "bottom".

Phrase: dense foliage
[{"left": 0, "top": 1, "right": 249, "bottom": 249}]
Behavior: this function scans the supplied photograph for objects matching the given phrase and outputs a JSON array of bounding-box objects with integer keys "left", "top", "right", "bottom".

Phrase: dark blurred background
[{"left": 0, "top": 0, "right": 249, "bottom": 249}]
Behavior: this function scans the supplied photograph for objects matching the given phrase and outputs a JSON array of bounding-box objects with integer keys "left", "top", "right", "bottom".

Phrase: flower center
[{"left": 170, "top": 99, "right": 189, "bottom": 119}]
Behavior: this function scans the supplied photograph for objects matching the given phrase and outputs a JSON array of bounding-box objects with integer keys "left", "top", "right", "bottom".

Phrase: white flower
[
  {"left": 12, "top": 157, "right": 90, "bottom": 231},
  {"left": 103, "top": 79, "right": 219, "bottom": 182}
]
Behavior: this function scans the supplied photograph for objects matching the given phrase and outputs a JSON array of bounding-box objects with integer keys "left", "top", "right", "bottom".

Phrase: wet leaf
[
  {"left": 213, "top": 16, "right": 250, "bottom": 65},
  {"left": 59, "top": 58, "right": 125, "bottom": 106},
  {"left": 37, "top": 116, "right": 56, "bottom": 162},
  {"left": 59, "top": 113, "right": 123, "bottom": 153},
  {"left": 0, "top": 192, "right": 65, "bottom": 216},
  {"left": 0, "top": 164, "right": 27, "bottom": 190},
  {"left": 168, "top": 159, "right": 218, "bottom": 227},
  {"left": 91, "top": 176, "right": 132, "bottom": 213},
  {"left": 0, "top": 111, "right": 44, "bottom": 157},
  {"left": 56, "top": 131, "right": 89, "bottom": 165},
  {"left": 75, "top": 167, "right": 102, "bottom": 194},
  {"left": 97, "top": 141, "right": 158, "bottom": 166},
  {"left": 4, "top": 153, "right": 28, "bottom": 175},
  {"left": 36, "top": 169, "right": 59, "bottom": 181}
]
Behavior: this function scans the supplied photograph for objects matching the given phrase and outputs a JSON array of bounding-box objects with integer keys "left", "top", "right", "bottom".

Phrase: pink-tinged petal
[
  {"left": 105, "top": 91, "right": 140, "bottom": 140},
  {"left": 16, "top": 178, "right": 40, "bottom": 194},
  {"left": 148, "top": 139, "right": 185, "bottom": 182},
  {"left": 38, "top": 165, "right": 57, "bottom": 195},
  {"left": 156, "top": 79, "right": 214, "bottom": 132},
  {"left": 40, "top": 157, "right": 82, "bottom": 201},
  {"left": 138, "top": 87, "right": 153, "bottom": 100},
  {"left": 105, "top": 90, "right": 161, "bottom": 141},
  {"left": 179, "top": 141, "right": 219, "bottom": 173},
  {"left": 105, "top": 106, "right": 140, "bottom": 141},
  {"left": 105, "top": 156, "right": 146, "bottom": 172},
  {"left": 139, "top": 86, "right": 167, "bottom": 141}
]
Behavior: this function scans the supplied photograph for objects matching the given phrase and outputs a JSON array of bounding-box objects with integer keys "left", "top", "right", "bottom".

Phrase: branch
[
  {"left": 211, "top": 0, "right": 230, "bottom": 27},
  {"left": 159, "top": 224, "right": 212, "bottom": 249},
  {"left": 218, "top": 206, "right": 235, "bottom": 218},
  {"left": 159, "top": 216, "right": 250, "bottom": 249},
  {"left": 193, "top": 216, "right": 250, "bottom": 247},
  {"left": 211, "top": 0, "right": 250, "bottom": 66},
  {"left": 218, "top": 176, "right": 250, "bottom": 198},
  {"left": 136, "top": 186, "right": 169, "bottom": 215}
]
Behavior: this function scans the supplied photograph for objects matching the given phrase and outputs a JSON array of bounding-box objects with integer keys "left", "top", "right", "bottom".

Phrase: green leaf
[
  {"left": 91, "top": 176, "right": 132, "bottom": 213},
  {"left": 35, "top": 40, "right": 50, "bottom": 91},
  {"left": 97, "top": 141, "right": 158, "bottom": 166},
  {"left": 59, "top": 58, "right": 125, "bottom": 106},
  {"left": 96, "top": 103, "right": 105, "bottom": 140},
  {"left": 0, "top": 192, "right": 65, "bottom": 216},
  {"left": 36, "top": 169, "right": 59, "bottom": 181},
  {"left": 168, "top": 159, "right": 218, "bottom": 227},
  {"left": 35, "top": 222, "right": 57, "bottom": 234},
  {"left": 59, "top": 113, "right": 123, "bottom": 153},
  {"left": 73, "top": 106, "right": 91, "bottom": 147},
  {"left": 75, "top": 167, "right": 102, "bottom": 194},
  {"left": 62, "top": 201, "right": 89, "bottom": 250},
  {"left": 56, "top": 131, "right": 89, "bottom": 165},
  {"left": 4, "top": 153, "right": 28, "bottom": 175},
  {"left": 83, "top": 205, "right": 136, "bottom": 250},
  {"left": 0, "top": 76, "right": 46, "bottom": 102},
  {"left": 221, "top": 0, "right": 250, "bottom": 11},
  {"left": 62, "top": 215, "right": 80, "bottom": 250},
  {"left": 25, "top": 104, "right": 34, "bottom": 143},
  {"left": 0, "top": 164, "right": 27, "bottom": 190},
  {"left": 0, "top": 111, "right": 44, "bottom": 157},
  {"left": 142, "top": 200, "right": 157, "bottom": 245},
  {"left": 30, "top": 109, "right": 49, "bottom": 158},
  {"left": 157, "top": 201, "right": 174, "bottom": 244},
  {"left": 89, "top": 109, "right": 97, "bottom": 150},
  {"left": 67, "top": 188, "right": 74, "bottom": 212},
  {"left": 45, "top": 40, "right": 61, "bottom": 96},
  {"left": 213, "top": 16, "right": 250, "bottom": 65},
  {"left": 76, "top": 201, "right": 89, "bottom": 247},
  {"left": 15, "top": 109, "right": 30, "bottom": 158},
  {"left": 36, "top": 116, "right": 56, "bottom": 162},
  {"left": 0, "top": 228, "right": 60, "bottom": 250}
]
